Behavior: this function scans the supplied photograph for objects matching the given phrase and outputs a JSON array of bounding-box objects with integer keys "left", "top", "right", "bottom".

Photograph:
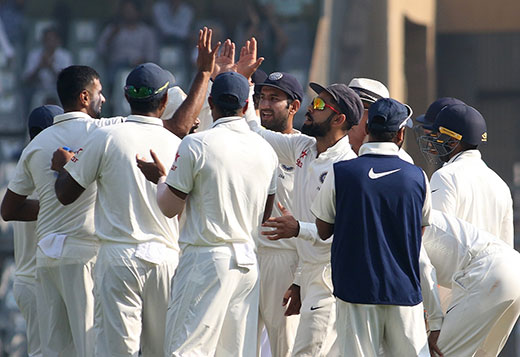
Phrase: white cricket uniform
[
  {"left": 312, "top": 143, "right": 431, "bottom": 357},
  {"left": 431, "top": 150, "right": 513, "bottom": 246},
  {"left": 164, "top": 116, "right": 278, "bottom": 357},
  {"left": 257, "top": 154, "right": 299, "bottom": 357},
  {"left": 7, "top": 112, "right": 123, "bottom": 357},
  {"left": 421, "top": 210, "right": 520, "bottom": 356},
  {"left": 64, "top": 115, "right": 180, "bottom": 357},
  {"left": 245, "top": 105, "right": 356, "bottom": 356},
  {"left": 12, "top": 219, "right": 42, "bottom": 357}
]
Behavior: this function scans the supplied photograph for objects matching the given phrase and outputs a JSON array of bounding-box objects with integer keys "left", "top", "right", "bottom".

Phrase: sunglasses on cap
[
  {"left": 124, "top": 81, "right": 169, "bottom": 99},
  {"left": 312, "top": 97, "right": 339, "bottom": 114}
]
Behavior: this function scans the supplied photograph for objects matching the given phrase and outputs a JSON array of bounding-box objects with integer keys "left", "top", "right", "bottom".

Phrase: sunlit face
[
  {"left": 259, "top": 86, "right": 291, "bottom": 133},
  {"left": 347, "top": 102, "right": 370, "bottom": 154},
  {"left": 86, "top": 78, "right": 105, "bottom": 119},
  {"left": 301, "top": 91, "right": 338, "bottom": 138}
]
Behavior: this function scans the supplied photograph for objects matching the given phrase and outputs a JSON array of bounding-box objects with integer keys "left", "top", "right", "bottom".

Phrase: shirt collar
[
  {"left": 359, "top": 142, "right": 400, "bottom": 156},
  {"left": 211, "top": 116, "right": 247, "bottom": 129},
  {"left": 125, "top": 114, "right": 164, "bottom": 126},
  {"left": 53, "top": 111, "right": 92, "bottom": 124},
  {"left": 446, "top": 149, "right": 481, "bottom": 164},
  {"left": 317, "top": 134, "right": 353, "bottom": 160}
]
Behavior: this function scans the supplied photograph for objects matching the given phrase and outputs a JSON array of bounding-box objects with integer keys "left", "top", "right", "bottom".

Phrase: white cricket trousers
[
  {"left": 336, "top": 299, "right": 429, "bottom": 357},
  {"left": 13, "top": 277, "right": 42, "bottom": 357},
  {"left": 94, "top": 243, "right": 178, "bottom": 357},
  {"left": 257, "top": 247, "right": 300, "bottom": 357},
  {"left": 437, "top": 243, "right": 520, "bottom": 356},
  {"left": 164, "top": 245, "right": 259, "bottom": 357},
  {"left": 36, "top": 240, "right": 98, "bottom": 357},
  {"left": 292, "top": 262, "right": 338, "bottom": 356}
]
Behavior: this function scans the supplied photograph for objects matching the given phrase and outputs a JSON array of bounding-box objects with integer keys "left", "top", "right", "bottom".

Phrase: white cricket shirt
[
  {"left": 245, "top": 110, "right": 357, "bottom": 265},
  {"left": 8, "top": 112, "right": 123, "bottom": 244},
  {"left": 166, "top": 116, "right": 278, "bottom": 247},
  {"left": 65, "top": 115, "right": 180, "bottom": 249},
  {"left": 430, "top": 150, "right": 513, "bottom": 246}
]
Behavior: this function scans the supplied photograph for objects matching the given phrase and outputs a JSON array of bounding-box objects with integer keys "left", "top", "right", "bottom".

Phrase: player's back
[
  {"left": 177, "top": 118, "right": 278, "bottom": 247},
  {"left": 9, "top": 113, "right": 110, "bottom": 241},
  {"left": 431, "top": 150, "right": 513, "bottom": 245},
  {"left": 77, "top": 115, "right": 181, "bottom": 248}
]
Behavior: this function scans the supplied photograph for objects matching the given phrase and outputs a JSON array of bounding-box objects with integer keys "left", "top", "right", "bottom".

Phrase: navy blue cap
[
  {"left": 433, "top": 103, "right": 487, "bottom": 146},
  {"left": 252, "top": 69, "right": 267, "bottom": 86},
  {"left": 28, "top": 105, "right": 63, "bottom": 139},
  {"left": 416, "top": 97, "right": 465, "bottom": 129},
  {"left": 368, "top": 98, "right": 413, "bottom": 132},
  {"left": 125, "top": 62, "right": 173, "bottom": 102},
  {"left": 211, "top": 72, "right": 249, "bottom": 110},
  {"left": 256, "top": 72, "right": 304, "bottom": 101},
  {"left": 309, "top": 82, "right": 364, "bottom": 126}
]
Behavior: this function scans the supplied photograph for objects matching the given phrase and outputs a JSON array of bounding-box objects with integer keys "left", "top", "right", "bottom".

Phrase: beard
[
  {"left": 260, "top": 109, "right": 289, "bottom": 133},
  {"left": 301, "top": 111, "right": 333, "bottom": 138}
]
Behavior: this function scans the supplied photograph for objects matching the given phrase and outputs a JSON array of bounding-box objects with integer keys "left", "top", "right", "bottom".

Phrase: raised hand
[
  {"left": 136, "top": 149, "right": 167, "bottom": 184},
  {"left": 236, "top": 37, "right": 264, "bottom": 80},
  {"left": 212, "top": 39, "right": 236, "bottom": 80},
  {"left": 196, "top": 27, "right": 221, "bottom": 74}
]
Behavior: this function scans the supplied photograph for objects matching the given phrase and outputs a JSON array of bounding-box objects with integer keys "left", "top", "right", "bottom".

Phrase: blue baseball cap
[
  {"left": 433, "top": 103, "right": 487, "bottom": 146},
  {"left": 309, "top": 82, "right": 364, "bottom": 126},
  {"left": 368, "top": 98, "right": 413, "bottom": 132},
  {"left": 211, "top": 72, "right": 250, "bottom": 110},
  {"left": 28, "top": 105, "right": 63, "bottom": 139},
  {"left": 125, "top": 63, "right": 173, "bottom": 102},
  {"left": 256, "top": 72, "right": 304, "bottom": 101},
  {"left": 416, "top": 97, "right": 465, "bottom": 129}
]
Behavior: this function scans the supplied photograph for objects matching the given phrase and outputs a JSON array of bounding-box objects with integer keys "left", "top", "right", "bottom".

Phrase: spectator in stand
[
  {"left": 152, "top": 0, "right": 194, "bottom": 45},
  {"left": 98, "top": 0, "right": 158, "bottom": 94},
  {"left": 22, "top": 26, "right": 72, "bottom": 108}
]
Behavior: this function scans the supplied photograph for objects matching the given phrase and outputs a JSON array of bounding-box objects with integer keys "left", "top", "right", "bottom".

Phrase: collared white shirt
[
  {"left": 430, "top": 149, "right": 513, "bottom": 246},
  {"left": 65, "top": 115, "right": 180, "bottom": 250},
  {"left": 166, "top": 116, "right": 278, "bottom": 248},
  {"left": 258, "top": 129, "right": 300, "bottom": 251},
  {"left": 245, "top": 107, "right": 357, "bottom": 266},
  {"left": 8, "top": 112, "right": 123, "bottom": 245}
]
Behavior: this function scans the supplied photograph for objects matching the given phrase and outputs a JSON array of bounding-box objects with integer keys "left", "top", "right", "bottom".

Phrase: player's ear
[{"left": 79, "top": 89, "right": 90, "bottom": 107}]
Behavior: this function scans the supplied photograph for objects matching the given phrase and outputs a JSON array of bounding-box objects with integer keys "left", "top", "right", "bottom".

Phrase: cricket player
[
  {"left": 255, "top": 71, "right": 303, "bottom": 356},
  {"left": 1, "top": 65, "right": 121, "bottom": 357},
  {"left": 421, "top": 210, "right": 520, "bottom": 356},
  {"left": 239, "top": 36, "right": 364, "bottom": 354},
  {"left": 156, "top": 71, "right": 278, "bottom": 356},
  {"left": 312, "top": 98, "right": 431, "bottom": 356},
  {"left": 420, "top": 103, "right": 514, "bottom": 246},
  {"left": 6, "top": 105, "right": 62, "bottom": 357}
]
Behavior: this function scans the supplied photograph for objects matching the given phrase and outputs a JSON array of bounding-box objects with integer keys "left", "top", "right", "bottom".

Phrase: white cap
[
  {"left": 161, "top": 86, "right": 187, "bottom": 120},
  {"left": 348, "top": 78, "right": 390, "bottom": 103}
]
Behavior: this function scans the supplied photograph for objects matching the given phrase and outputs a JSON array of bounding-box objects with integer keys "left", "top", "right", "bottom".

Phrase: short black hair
[
  {"left": 57, "top": 65, "right": 100, "bottom": 108},
  {"left": 127, "top": 93, "right": 166, "bottom": 114}
]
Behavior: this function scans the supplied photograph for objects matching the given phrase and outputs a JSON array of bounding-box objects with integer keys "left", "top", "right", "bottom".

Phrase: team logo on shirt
[
  {"left": 319, "top": 171, "right": 328, "bottom": 183},
  {"left": 70, "top": 148, "right": 83, "bottom": 163},
  {"left": 296, "top": 150, "right": 308, "bottom": 168},
  {"left": 170, "top": 152, "right": 180, "bottom": 171},
  {"left": 281, "top": 164, "right": 294, "bottom": 172}
]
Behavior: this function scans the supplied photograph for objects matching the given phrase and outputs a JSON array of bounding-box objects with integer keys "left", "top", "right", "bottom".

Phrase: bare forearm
[
  {"left": 1, "top": 189, "right": 39, "bottom": 221},
  {"left": 54, "top": 170, "right": 85, "bottom": 205},
  {"left": 164, "top": 71, "right": 211, "bottom": 138}
]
